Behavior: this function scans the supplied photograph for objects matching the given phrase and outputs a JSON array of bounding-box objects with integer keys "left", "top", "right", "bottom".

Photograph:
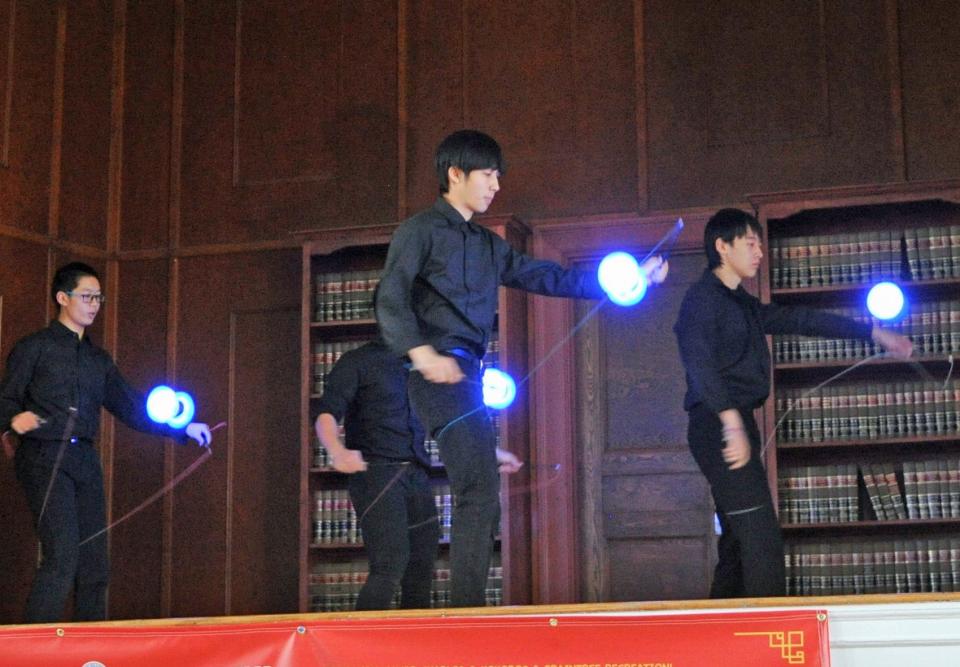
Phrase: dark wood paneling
[
  {"left": 179, "top": 1, "right": 398, "bottom": 248},
  {"left": 107, "top": 258, "right": 170, "bottom": 620},
  {"left": 0, "top": 1, "right": 57, "bottom": 234},
  {"left": 226, "top": 307, "right": 299, "bottom": 615},
  {"left": 168, "top": 249, "right": 300, "bottom": 617},
  {"left": 403, "top": 0, "right": 463, "bottom": 214},
  {"left": 577, "top": 249, "right": 716, "bottom": 603},
  {"left": 899, "top": 0, "right": 960, "bottom": 181},
  {"left": 404, "top": 0, "right": 638, "bottom": 220},
  {"left": 645, "top": 0, "right": 903, "bottom": 209},
  {"left": 119, "top": 0, "right": 173, "bottom": 252},
  {"left": 0, "top": 238, "right": 50, "bottom": 624},
  {"left": 58, "top": 1, "right": 112, "bottom": 248}
]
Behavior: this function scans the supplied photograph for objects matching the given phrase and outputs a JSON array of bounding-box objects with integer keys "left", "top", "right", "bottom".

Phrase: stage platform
[{"left": 2, "top": 593, "right": 960, "bottom": 666}]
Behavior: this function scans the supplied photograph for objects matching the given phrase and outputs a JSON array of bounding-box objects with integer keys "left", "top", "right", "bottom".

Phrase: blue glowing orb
[
  {"left": 866, "top": 282, "right": 906, "bottom": 321},
  {"left": 147, "top": 385, "right": 178, "bottom": 424},
  {"left": 598, "top": 251, "right": 648, "bottom": 306},
  {"left": 482, "top": 368, "right": 517, "bottom": 410},
  {"left": 147, "top": 385, "right": 195, "bottom": 429}
]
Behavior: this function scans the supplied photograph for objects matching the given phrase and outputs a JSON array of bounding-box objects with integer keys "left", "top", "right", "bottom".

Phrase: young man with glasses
[{"left": 0, "top": 262, "right": 212, "bottom": 622}]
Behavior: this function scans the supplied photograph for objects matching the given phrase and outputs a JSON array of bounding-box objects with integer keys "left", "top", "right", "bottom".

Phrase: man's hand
[
  {"left": 496, "top": 447, "right": 523, "bottom": 474},
  {"left": 11, "top": 411, "right": 44, "bottom": 435},
  {"left": 718, "top": 408, "right": 750, "bottom": 470},
  {"left": 642, "top": 256, "right": 669, "bottom": 285},
  {"left": 186, "top": 422, "right": 213, "bottom": 447},
  {"left": 721, "top": 430, "right": 750, "bottom": 470},
  {"left": 408, "top": 345, "right": 464, "bottom": 384},
  {"left": 872, "top": 326, "right": 913, "bottom": 360},
  {"left": 331, "top": 448, "right": 367, "bottom": 473}
]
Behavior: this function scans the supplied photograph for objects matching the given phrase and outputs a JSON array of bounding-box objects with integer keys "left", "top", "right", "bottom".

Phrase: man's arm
[
  {"left": 376, "top": 222, "right": 430, "bottom": 356},
  {"left": 315, "top": 413, "right": 366, "bottom": 473},
  {"left": 102, "top": 361, "right": 199, "bottom": 445},
  {"left": 313, "top": 352, "right": 367, "bottom": 473},
  {"left": 0, "top": 339, "right": 44, "bottom": 435},
  {"left": 675, "top": 292, "right": 750, "bottom": 469},
  {"left": 498, "top": 237, "right": 667, "bottom": 299}
]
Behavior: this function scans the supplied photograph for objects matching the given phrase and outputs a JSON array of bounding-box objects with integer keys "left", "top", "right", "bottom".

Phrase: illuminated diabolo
[
  {"left": 866, "top": 282, "right": 906, "bottom": 321},
  {"left": 482, "top": 368, "right": 517, "bottom": 410},
  {"left": 598, "top": 251, "right": 648, "bottom": 306},
  {"left": 146, "top": 384, "right": 196, "bottom": 429}
]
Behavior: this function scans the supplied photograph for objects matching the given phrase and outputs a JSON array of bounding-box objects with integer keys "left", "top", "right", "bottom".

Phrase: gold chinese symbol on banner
[{"left": 734, "top": 630, "right": 805, "bottom": 664}]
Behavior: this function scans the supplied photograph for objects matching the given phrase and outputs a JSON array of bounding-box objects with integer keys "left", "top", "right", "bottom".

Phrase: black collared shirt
[
  {"left": 674, "top": 269, "right": 873, "bottom": 413},
  {"left": 314, "top": 340, "right": 429, "bottom": 466},
  {"left": 376, "top": 197, "right": 606, "bottom": 358},
  {"left": 0, "top": 320, "right": 188, "bottom": 443}
]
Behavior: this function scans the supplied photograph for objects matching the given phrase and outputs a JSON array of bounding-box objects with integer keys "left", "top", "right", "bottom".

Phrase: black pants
[
  {"left": 348, "top": 462, "right": 440, "bottom": 610},
  {"left": 407, "top": 356, "right": 499, "bottom": 607},
  {"left": 687, "top": 405, "right": 785, "bottom": 598},
  {"left": 14, "top": 439, "right": 109, "bottom": 622}
]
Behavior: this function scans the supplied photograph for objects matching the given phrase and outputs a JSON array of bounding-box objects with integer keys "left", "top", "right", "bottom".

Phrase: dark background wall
[{"left": 0, "top": 0, "right": 957, "bottom": 622}]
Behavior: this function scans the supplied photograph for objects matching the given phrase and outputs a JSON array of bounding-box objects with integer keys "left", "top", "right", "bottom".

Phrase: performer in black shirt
[
  {"left": 314, "top": 339, "right": 439, "bottom": 609},
  {"left": 674, "top": 209, "right": 912, "bottom": 598},
  {"left": 377, "top": 129, "right": 668, "bottom": 606},
  {"left": 0, "top": 262, "right": 212, "bottom": 623}
]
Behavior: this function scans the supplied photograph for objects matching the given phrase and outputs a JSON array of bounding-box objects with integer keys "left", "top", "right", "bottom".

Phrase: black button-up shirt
[
  {"left": 674, "top": 269, "right": 873, "bottom": 413},
  {"left": 314, "top": 340, "right": 429, "bottom": 466},
  {"left": 376, "top": 197, "right": 606, "bottom": 358},
  {"left": 0, "top": 320, "right": 188, "bottom": 443}
]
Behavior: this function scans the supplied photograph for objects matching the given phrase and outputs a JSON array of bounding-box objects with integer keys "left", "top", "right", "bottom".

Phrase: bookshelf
[
  {"left": 750, "top": 179, "right": 960, "bottom": 597},
  {"left": 294, "top": 217, "right": 532, "bottom": 612}
]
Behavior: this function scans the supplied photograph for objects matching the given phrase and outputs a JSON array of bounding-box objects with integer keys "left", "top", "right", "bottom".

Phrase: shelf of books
[
  {"left": 295, "top": 217, "right": 532, "bottom": 612},
  {"left": 751, "top": 179, "right": 960, "bottom": 598}
]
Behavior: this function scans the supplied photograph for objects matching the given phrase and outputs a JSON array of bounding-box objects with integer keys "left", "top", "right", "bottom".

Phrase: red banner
[{"left": 0, "top": 608, "right": 828, "bottom": 667}]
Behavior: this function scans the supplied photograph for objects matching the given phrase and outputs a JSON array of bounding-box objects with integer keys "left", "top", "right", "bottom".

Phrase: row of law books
[
  {"left": 312, "top": 486, "right": 453, "bottom": 546},
  {"left": 312, "top": 436, "right": 442, "bottom": 469},
  {"left": 773, "top": 300, "right": 960, "bottom": 364},
  {"left": 785, "top": 537, "right": 960, "bottom": 595},
  {"left": 775, "top": 379, "right": 960, "bottom": 443},
  {"left": 313, "top": 270, "right": 381, "bottom": 322},
  {"left": 308, "top": 559, "right": 503, "bottom": 612},
  {"left": 310, "top": 340, "right": 365, "bottom": 396},
  {"left": 779, "top": 458, "right": 960, "bottom": 525},
  {"left": 770, "top": 225, "right": 960, "bottom": 289}
]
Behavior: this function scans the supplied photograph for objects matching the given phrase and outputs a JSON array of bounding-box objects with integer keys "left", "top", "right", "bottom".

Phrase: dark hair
[
  {"left": 704, "top": 208, "right": 763, "bottom": 269},
  {"left": 435, "top": 129, "right": 506, "bottom": 194},
  {"left": 51, "top": 262, "right": 100, "bottom": 303}
]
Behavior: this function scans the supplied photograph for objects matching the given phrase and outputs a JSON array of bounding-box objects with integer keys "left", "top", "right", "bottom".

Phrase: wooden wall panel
[
  {"left": 0, "top": 1, "right": 57, "bottom": 234},
  {"left": 226, "top": 307, "right": 299, "bottom": 615},
  {"left": 107, "top": 258, "right": 170, "bottom": 620},
  {"left": 403, "top": 0, "right": 638, "bottom": 220},
  {"left": 899, "top": 0, "right": 960, "bottom": 182},
  {"left": 644, "top": 0, "right": 902, "bottom": 210},
  {"left": 0, "top": 238, "right": 50, "bottom": 623},
  {"left": 119, "top": 0, "right": 173, "bottom": 252},
  {"left": 167, "top": 249, "right": 300, "bottom": 617},
  {"left": 179, "top": 0, "right": 398, "bottom": 248},
  {"left": 57, "top": 1, "right": 111, "bottom": 248},
  {"left": 579, "top": 251, "right": 717, "bottom": 603}
]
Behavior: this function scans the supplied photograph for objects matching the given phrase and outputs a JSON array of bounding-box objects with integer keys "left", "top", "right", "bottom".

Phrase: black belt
[{"left": 444, "top": 347, "right": 484, "bottom": 369}]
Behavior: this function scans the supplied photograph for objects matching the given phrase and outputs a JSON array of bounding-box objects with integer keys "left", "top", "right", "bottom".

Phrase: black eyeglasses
[{"left": 66, "top": 291, "right": 106, "bottom": 304}]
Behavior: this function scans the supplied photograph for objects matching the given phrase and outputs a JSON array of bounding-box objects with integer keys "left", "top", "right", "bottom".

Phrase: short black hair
[
  {"left": 704, "top": 208, "right": 763, "bottom": 269},
  {"left": 51, "top": 262, "right": 100, "bottom": 303},
  {"left": 435, "top": 129, "right": 506, "bottom": 194}
]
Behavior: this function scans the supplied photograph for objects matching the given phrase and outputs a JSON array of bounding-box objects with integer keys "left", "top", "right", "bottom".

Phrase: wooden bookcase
[
  {"left": 750, "top": 179, "right": 960, "bottom": 596},
  {"left": 294, "top": 216, "right": 532, "bottom": 612}
]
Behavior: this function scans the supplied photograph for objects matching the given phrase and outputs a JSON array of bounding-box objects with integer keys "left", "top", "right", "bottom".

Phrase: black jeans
[
  {"left": 349, "top": 462, "right": 440, "bottom": 610},
  {"left": 687, "top": 404, "right": 785, "bottom": 598},
  {"left": 15, "top": 438, "right": 109, "bottom": 622},
  {"left": 408, "top": 356, "right": 499, "bottom": 607}
]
